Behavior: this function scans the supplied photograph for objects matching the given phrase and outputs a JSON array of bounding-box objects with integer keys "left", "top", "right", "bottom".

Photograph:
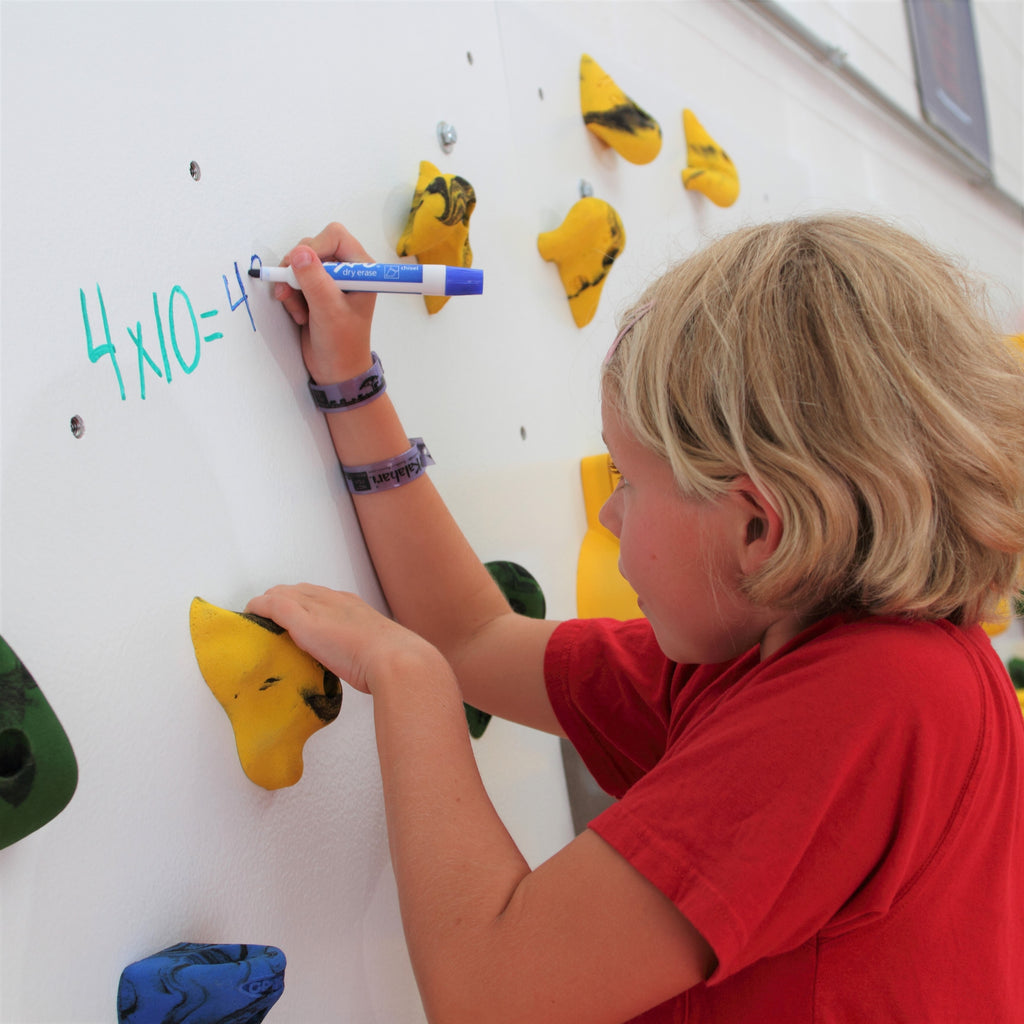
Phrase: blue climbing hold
[{"left": 117, "top": 942, "right": 285, "bottom": 1024}]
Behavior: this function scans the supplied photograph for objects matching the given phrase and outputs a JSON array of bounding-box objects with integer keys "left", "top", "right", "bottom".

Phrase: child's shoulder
[{"left": 770, "top": 613, "right": 998, "bottom": 724}]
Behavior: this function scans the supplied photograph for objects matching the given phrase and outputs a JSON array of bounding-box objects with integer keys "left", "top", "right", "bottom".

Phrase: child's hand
[
  {"left": 275, "top": 223, "right": 378, "bottom": 386},
  {"left": 245, "top": 583, "right": 444, "bottom": 697}
]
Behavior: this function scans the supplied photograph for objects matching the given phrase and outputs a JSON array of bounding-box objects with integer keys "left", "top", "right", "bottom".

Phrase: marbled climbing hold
[
  {"left": 463, "top": 562, "right": 547, "bottom": 739},
  {"left": 681, "top": 108, "right": 740, "bottom": 208},
  {"left": 486, "top": 561, "right": 547, "bottom": 620},
  {"left": 579, "top": 54, "right": 662, "bottom": 165},
  {"left": 189, "top": 598, "right": 342, "bottom": 790},
  {"left": 0, "top": 634, "right": 77, "bottom": 850},
  {"left": 396, "top": 159, "right": 477, "bottom": 315},
  {"left": 537, "top": 197, "right": 626, "bottom": 328},
  {"left": 117, "top": 942, "right": 285, "bottom": 1024}
]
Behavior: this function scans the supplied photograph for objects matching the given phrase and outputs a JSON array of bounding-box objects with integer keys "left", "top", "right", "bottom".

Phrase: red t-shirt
[{"left": 545, "top": 613, "right": 1024, "bottom": 1023}]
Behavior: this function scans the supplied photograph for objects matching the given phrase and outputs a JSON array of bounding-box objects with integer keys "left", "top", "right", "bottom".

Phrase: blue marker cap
[{"left": 443, "top": 267, "right": 484, "bottom": 295}]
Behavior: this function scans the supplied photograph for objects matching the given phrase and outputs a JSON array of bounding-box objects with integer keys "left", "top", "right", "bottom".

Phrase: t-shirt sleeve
[
  {"left": 546, "top": 616, "right": 989, "bottom": 983},
  {"left": 545, "top": 617, "right": 683, "bottom": 797}
]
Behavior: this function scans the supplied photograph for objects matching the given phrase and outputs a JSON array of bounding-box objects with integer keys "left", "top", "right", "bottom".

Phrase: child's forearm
[{"left": 369, "top": 646, "right": 534, "bottom": 1022}]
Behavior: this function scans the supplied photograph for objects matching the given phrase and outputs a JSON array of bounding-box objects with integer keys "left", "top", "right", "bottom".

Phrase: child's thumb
[{"left": 288, "top": 246, "right": 336, "bottom": 310}]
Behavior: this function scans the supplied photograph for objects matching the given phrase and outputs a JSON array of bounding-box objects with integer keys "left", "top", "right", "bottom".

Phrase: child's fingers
[
  {"left": 304, "top": 222, "right": 374, "bottom": 265},
  {"left": 284, "top": 241, "right": 377, "bottom": 326},
  {"left": 274, "top": 281, "right": 310, "bottom": 326},
  {"left": 275, "top": 224, "right": 362, "bottom": 325},
  {"left": 271, "top": 225, "right": 378, "bottom": 377},
  {"left": 286, "top": 245, "right": 339, "bottom": 317}
]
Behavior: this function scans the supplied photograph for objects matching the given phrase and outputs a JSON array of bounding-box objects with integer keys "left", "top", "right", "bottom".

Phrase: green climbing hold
[
  {"left": 485, "top": 560, "right": 547, "bottom": 620},
  {"left": 0, "top": 635, "right": 78, "bottom": 849}
]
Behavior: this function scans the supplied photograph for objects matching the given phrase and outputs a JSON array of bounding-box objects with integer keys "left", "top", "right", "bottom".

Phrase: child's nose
[{"left": 599, "top": 491, "right": 622, "bottom": 537}]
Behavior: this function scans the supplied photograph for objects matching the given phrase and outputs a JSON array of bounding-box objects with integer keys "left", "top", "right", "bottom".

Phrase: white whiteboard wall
[{"left": 2, "top": 3, "right": 1021, "bottom": 1022}]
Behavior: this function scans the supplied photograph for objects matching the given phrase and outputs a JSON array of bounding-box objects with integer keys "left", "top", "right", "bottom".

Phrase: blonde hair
[{"left": 603, "top": 214, "right": 1024, "bottom": 625}]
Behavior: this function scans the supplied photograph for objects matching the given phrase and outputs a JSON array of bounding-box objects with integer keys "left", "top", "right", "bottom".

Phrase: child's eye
[{"left": 607, "top": 457, "right": 626, "bottom": 487}]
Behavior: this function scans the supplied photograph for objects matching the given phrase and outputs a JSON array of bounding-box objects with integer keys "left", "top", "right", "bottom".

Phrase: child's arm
[
  {"left": 269, "top": 223, "right": 561, "bottom": 734},
  {"left": 244, "top": 584, "right": 715, "bottom": 1023}
]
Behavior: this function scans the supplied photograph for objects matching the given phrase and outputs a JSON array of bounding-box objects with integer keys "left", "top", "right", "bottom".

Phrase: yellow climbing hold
[
  {"left": 189, "top": 597, "right": 342, "bottom": 790},
  {"left": 396, "top": 160, "right": 477, "bottom": 315},
  {"left": 580, "top": 54, "right": 662, "bottom": 165},
  {"left": 576, "top": 454, "right": 642, "bottom": 620},
  {"left": 681, "top": 108, "right": 740, "bottom": 208},
  {"left": 537, "top": 197, "right": 625, "bottom": 328}
]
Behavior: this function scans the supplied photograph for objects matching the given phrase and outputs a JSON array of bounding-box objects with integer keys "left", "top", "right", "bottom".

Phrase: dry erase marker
[{"left": 248, "top": 262, "right": 483, "bottom": 296}]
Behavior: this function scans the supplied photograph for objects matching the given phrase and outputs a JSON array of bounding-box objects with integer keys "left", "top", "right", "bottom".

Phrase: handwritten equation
[{"left": 80, "top": 260, "right": 258, "bottom": 401}]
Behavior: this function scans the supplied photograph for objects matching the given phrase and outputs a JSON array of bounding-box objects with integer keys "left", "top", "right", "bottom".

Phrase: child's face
[{"left": 599, "top": 396, "right": 768, "bottom": 664}]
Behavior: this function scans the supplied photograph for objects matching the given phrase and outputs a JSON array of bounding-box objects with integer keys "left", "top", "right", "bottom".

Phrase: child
[{"left": 247, "top": 215, "right": 1024, "bottom": 1023}]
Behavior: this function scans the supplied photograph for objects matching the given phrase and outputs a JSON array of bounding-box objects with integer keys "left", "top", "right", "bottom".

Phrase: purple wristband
[
  {"left": 308, "top": 352, "right": 385, "bottom": 411},
  {"left": 341, "top": 438, "right": 435, "bottom": 494}
]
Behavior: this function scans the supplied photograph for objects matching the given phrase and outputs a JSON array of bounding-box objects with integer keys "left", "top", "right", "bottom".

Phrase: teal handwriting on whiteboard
[{"left": 80, "top": 260, "right": 258, "bottom": 401}]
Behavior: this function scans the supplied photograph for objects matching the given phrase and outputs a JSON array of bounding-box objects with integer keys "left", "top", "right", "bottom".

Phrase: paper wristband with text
[
  {"left": 341, "top": 439, "right": 435, "bottom": 494},
  {"left": 309, "top": 351, "right": 386, "bottom": 411}
]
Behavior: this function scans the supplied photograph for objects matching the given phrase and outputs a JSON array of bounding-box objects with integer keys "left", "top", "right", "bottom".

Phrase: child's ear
[{"left": 730, "top": 478, "right": 783, "bottom": 573}]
